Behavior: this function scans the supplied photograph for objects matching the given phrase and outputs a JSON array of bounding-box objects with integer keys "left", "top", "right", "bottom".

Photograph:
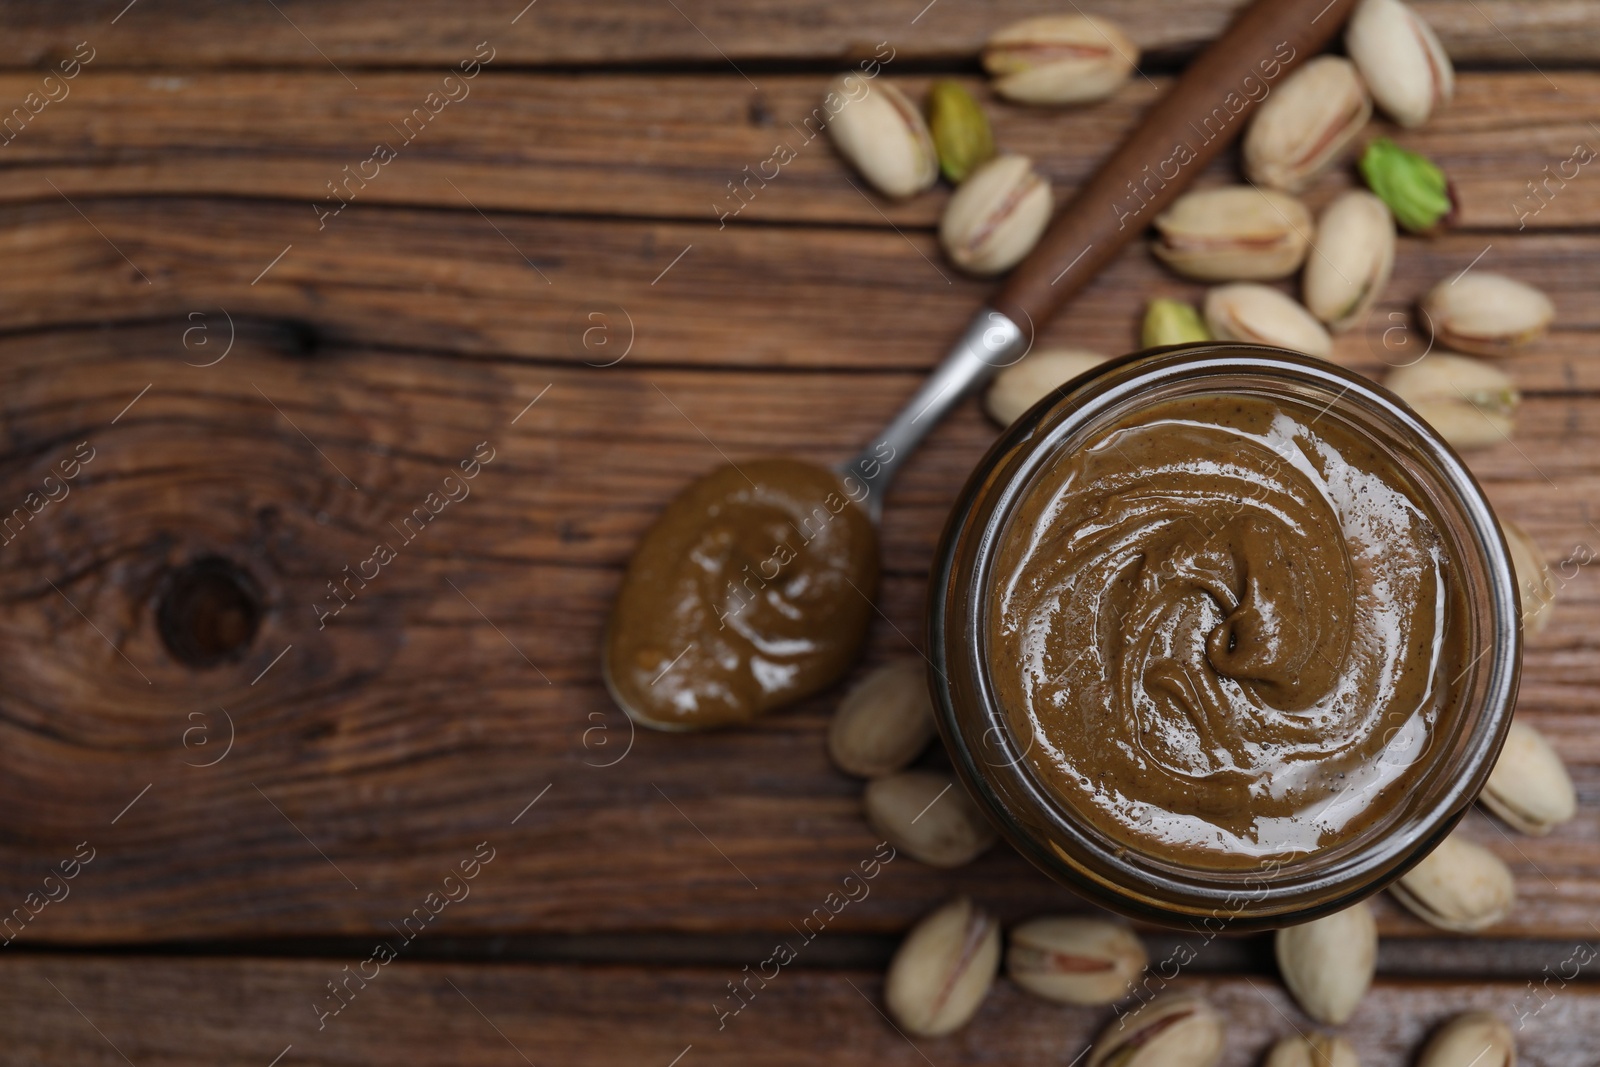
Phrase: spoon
[{"left": 604, "top": 0, "right": 1360, "bottom": 731}]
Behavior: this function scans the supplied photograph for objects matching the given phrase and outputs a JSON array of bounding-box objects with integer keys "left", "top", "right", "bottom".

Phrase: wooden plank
[
  {"left": 2, "top": 0, "right": 1595, "bottom": 68},
  {"left": 0, "top": 72, "right": 1595, "bottom": 231},
  {"left": 2, "top": 956, "right": 1594, "bottom": 1066},
  {"left": 0, "top": 324, "right": 1595, "bottom": 941}
]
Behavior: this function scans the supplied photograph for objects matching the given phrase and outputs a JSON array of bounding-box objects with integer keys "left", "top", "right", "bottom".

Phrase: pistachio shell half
[
  {"left": 828, "top": 660, "right": 936, "bottom": 779},
  {"left": 985, "top": 348, "right": 1109, "bottom": 426},
  {"left": 1346, "top": 0, "right": 1455, "bottom": 129},
  {"left": 1303, "top": 190, "right": 1395, "bottom": 332},
  {"left": 1390, "top": 831, "right": 1515, "bottom": 932},
  {"left": 1244, "top": 56, "right": 1373, "bottom": 192},
  {"left": 885, "top": 897, "right": 1000, "bottom": 1037},
  {"left": 1086, "top": 993, "right": 1223, "bottom": 1067},
  {"left": 1502, "top": 520, "right": 1556, "bottom": 635},
  {"left": 1264, "top": 1033, "right": 1360, "bottom": 1067},
  {"left": 1482, "top": 719, "right": 1576, "bottom": 836},
  {"left": 1417, "top": 1012, "right": 1515, "bottom": 1067},
  {"left": 1152, "top": 186, "right": 1313, "bottom": 281},
  {"left": 1421, "top": 272, "right": 1555, "bottom": 357},
  {"left": 825, "top": 76, "right": 938, "bottom": 199},
  {"left": 1385, "top": 353, "right": 1519, "bottom": 451},
  {"left": 1006, "top": 916, "right": 1147, "bottom": 1005},
  {"left": 864, "top": 770, "right": 996, "bottom": 868},
  {"left": 939, "top": 153, "right": 1053, "bottom": 276},
  {"left": 982, "top": 15, "right": 1139, "bottom": 106},
  {"left": 1274, "top": 900, "right": 1376, "bottom": 1025},
  {"left": 1204, "top": 284, "right": 1332, "bottom": 358}
]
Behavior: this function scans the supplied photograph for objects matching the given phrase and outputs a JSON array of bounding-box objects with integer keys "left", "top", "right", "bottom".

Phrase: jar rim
[{"left": 928, "top": 344, "right": 1521, "bottom": 930}]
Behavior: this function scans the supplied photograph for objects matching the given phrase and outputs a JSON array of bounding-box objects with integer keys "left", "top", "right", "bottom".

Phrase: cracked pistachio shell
[
  {"left": 825, "top": 76, "right": 938, "bottom": 199},
  {"left": 885, "top": 897, "right": 1000, "bottom": 1037},
  {"left": 940, "top": 154, "right": 1053, "bottom": 276},
  {"left": 1204, "top": 284, "right": 1332, "bottom": 358},
  {"left": 1303, "top": 190, "right": 1395, "bottom": 332},
  {"left": 1391, "top": 832, "right": 1515, "bottom": 932},
  {"left": 864, "top": 770, "right": 996, "bottom": 868},
  {"left": 1244, "top": 56, "right": 1373, "bottom": 192},
  {"left": 1385, "top": 353, "right": 1518, "bottom": 451},
  {"left": 985, "top": 348, "right": 1109, "bottom": 426},
  {"left": 1346, "top": 0, "right": 1455, "bottom": 129},
  {"left": 1422, "top": 273, "right": 1555, "bottom": 357},
  {"left": 1482, "top": 720, "right": 1576, "bottom": 836},
  {"left": 1265, "top": 1033, "right": 1360, "bottom": 1067},
  {"left": 982, "top": 15, "right": 1138, "bottom": 106},
  {"left": 926, "top": 80, "right": 995, "bottom": 184},
  {"left": 1274, "top": 901, "right": 1376, "bottom": 1025},
  {"left": 1006, "top": 916, "right": 1147, "bottom": 1005},
  {"left": 1418, "top": 1012, "right": 1515, "bottom": 1067},
  {"left": 1086, "top": 993, "right": 1223, "bottom": 1067},
  {"left": 827, "top": 660, "right": 937, "bottom": 779},
  {"left": 1502, "top": 520, "right": 1556, "bottom": 635},
  {"left": 1142, "top": 299, "right": 1212, "bottom": 348},
  {"left": 1152, "top": 186, "right": 1312, "bottom": 281}
]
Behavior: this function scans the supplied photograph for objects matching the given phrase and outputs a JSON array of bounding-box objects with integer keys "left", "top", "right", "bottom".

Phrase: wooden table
[{"left": 1, "top": 1, "right": 1596, "bottom": 1062}]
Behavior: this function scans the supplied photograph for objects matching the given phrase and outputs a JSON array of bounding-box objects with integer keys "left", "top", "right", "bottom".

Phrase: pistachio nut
[
  {"left": 1421, "top": 272, "right": 1555, "bottom": 357},
  {"left": 940, "top": 154, "right": 1053, "bottom": 275},
  {"left": 1243, "top": 56, "right": 1373, "bottom": 192},
  {"left": 1152, "top": 186, "right": 1313, "bottom": 281},
  {"left": 1264, "top": 1033, "right": 1360, "bottom": 1067},
  {"left": 1385, "top": 353, "right": 1518, "bottom": 451},
  {"left": 1274, "top": 901, "right": 1376, "bottom": 1025},
  {"left": 864, "top": 770, "right": 996, "bottom": 868},
  {"left": 1482, "top": 719, "right": 1576, "bottom": 836},
  {"left": 1303, "top": 190, "right": 1395, "bottom": 332},
  {"left": 1086, "top": 993, "right": 1223, "bottom": 1067},
  {"left": 1203, "top": 284, "right": 1332, "bottom": 358},
  {"left": 825, "top": 76, "right": 938, "bottom": 199},
  {"left": 827, "top": 660, "right": 937, "bottom": 779},
  {"left": 926, "top": 81, "right": 995, "bottom": 184},
  {"left": 1390, "top": 831, "right": 1515, "bottom": 932},
  {"left": 885, "top": 897, "right": 1000, "bottom": 1037},
  {"left": 1006, "top": 916, "right": 1147, "bottom": 1006},
  {"left": 1346, "top": 0, "right": 1455, "bottom": 129},
  {"left": 1417, "top": 1012, "right": 1515, "bottom": 1067},
  {"left": 982, "top": 15, "right": 1139, "bottom": 106},
  {"left": 1142, "top": 299, "right": 1212, "bottom": 348},
  {"left": 1360, "top": 138, "right": 1455, "bottom": 234},
  {"left": 985, "top": 348, "right": 1109, "bottom": 425},
  {"left": 1502, "top": 520, "right": 1556, "bottom": 635}
]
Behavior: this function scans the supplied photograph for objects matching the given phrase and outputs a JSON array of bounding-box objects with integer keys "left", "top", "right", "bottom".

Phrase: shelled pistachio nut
[
  {"left": 1152, "top": 186, "right": 1312, "bottom": 281},
  {"left": 1204, "top": 284, "right": 1332, "bottom": 358},
  {"left": 1421, "top": 272, "right": 1555, "bottom": 357},
  {"left": 885, "top": 897, "right": 1001, "bottom": 1037},
  {"left": 827, "top": 660, "right": 937, "bottom": 778},
  {"left": 1482, "top": 719, "right": 1576, "bottom": 836},
  {"left": 825, "top": 76, "right": 938, "bottom": 199},
  {"left": 1274, "top": 900, "right": 1376, "bottom": 1025},
  {"left": 1360, "top": 138, "right": 1455, "bottom": 234},
  {"left": 1390, "top": 831, "right": 1515, "bottom": 932},
  {"left": 1142, "top": 299, "right": 1212, "bottom": 348},
  {"left": 864, "top": 770, "right": 996, "bottom": 868},
  {"left": 940, "top": 154, "right": 1053, "bottom": 275},
  {"left": 1346, "top": 0, "right": 1455, "bottom": 129},
  {"left": 1303, "top": 190, "right": 1395, "bottom": 332},
  {"left": 1417, "top": 1012, "right": 1515, "bottom": 1067},
  {"left": 985, "top": 348, "right": 1108, "bottom": 425},
  {"left": 1385, "top": 353, "right": 1518, "bottom": 451},
  {"left": 982, "top": 15, "right": 1138, "bottom": 106},
  {"left": 926, "top": 80, "right": 995, "bottom": 184},
  {"left": 1086, "top": 993, "right": 1223, "bottom": 1067},
  {"left": 1244, "top": 56, "right": 1372, "bottom": 191},
  {"left": 1006, "top": 916, "right": 1147, "bottom": 1005},
  {"left": 1502, "top": 520, "right": 1556, "bottom": 634},
  {"left": 1264, "top": 1033, "right": 1359, "bottom": 1067}
]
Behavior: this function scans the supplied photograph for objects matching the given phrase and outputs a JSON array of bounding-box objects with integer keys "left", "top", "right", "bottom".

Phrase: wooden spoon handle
[{"left": 992, "top": 0, "right": 1360, "bottom": 332}]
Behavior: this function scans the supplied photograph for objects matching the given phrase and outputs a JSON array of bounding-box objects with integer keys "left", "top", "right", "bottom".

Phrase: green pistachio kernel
[
  {"left": 926, "top": 81, "right": 996, "bottom": 184},
  {"left": 1359, "top": 137, "right": 1455, "bottom": 234},
  {"left": 1141, "top": 298, "right": 1212, "bottom": 348}
]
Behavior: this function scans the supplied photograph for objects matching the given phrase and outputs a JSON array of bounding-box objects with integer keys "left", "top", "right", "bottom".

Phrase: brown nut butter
[
  {"left": 988, "top": 393, "right": 1467, "bottom": 867},
  {"left": 605, "top": 458, "right": 878, "bottom": 730}
]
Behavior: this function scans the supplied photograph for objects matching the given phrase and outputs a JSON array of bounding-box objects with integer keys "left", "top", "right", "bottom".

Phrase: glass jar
[{"left": 929, "top": 344, "right": 1520, "bottom": 930}]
